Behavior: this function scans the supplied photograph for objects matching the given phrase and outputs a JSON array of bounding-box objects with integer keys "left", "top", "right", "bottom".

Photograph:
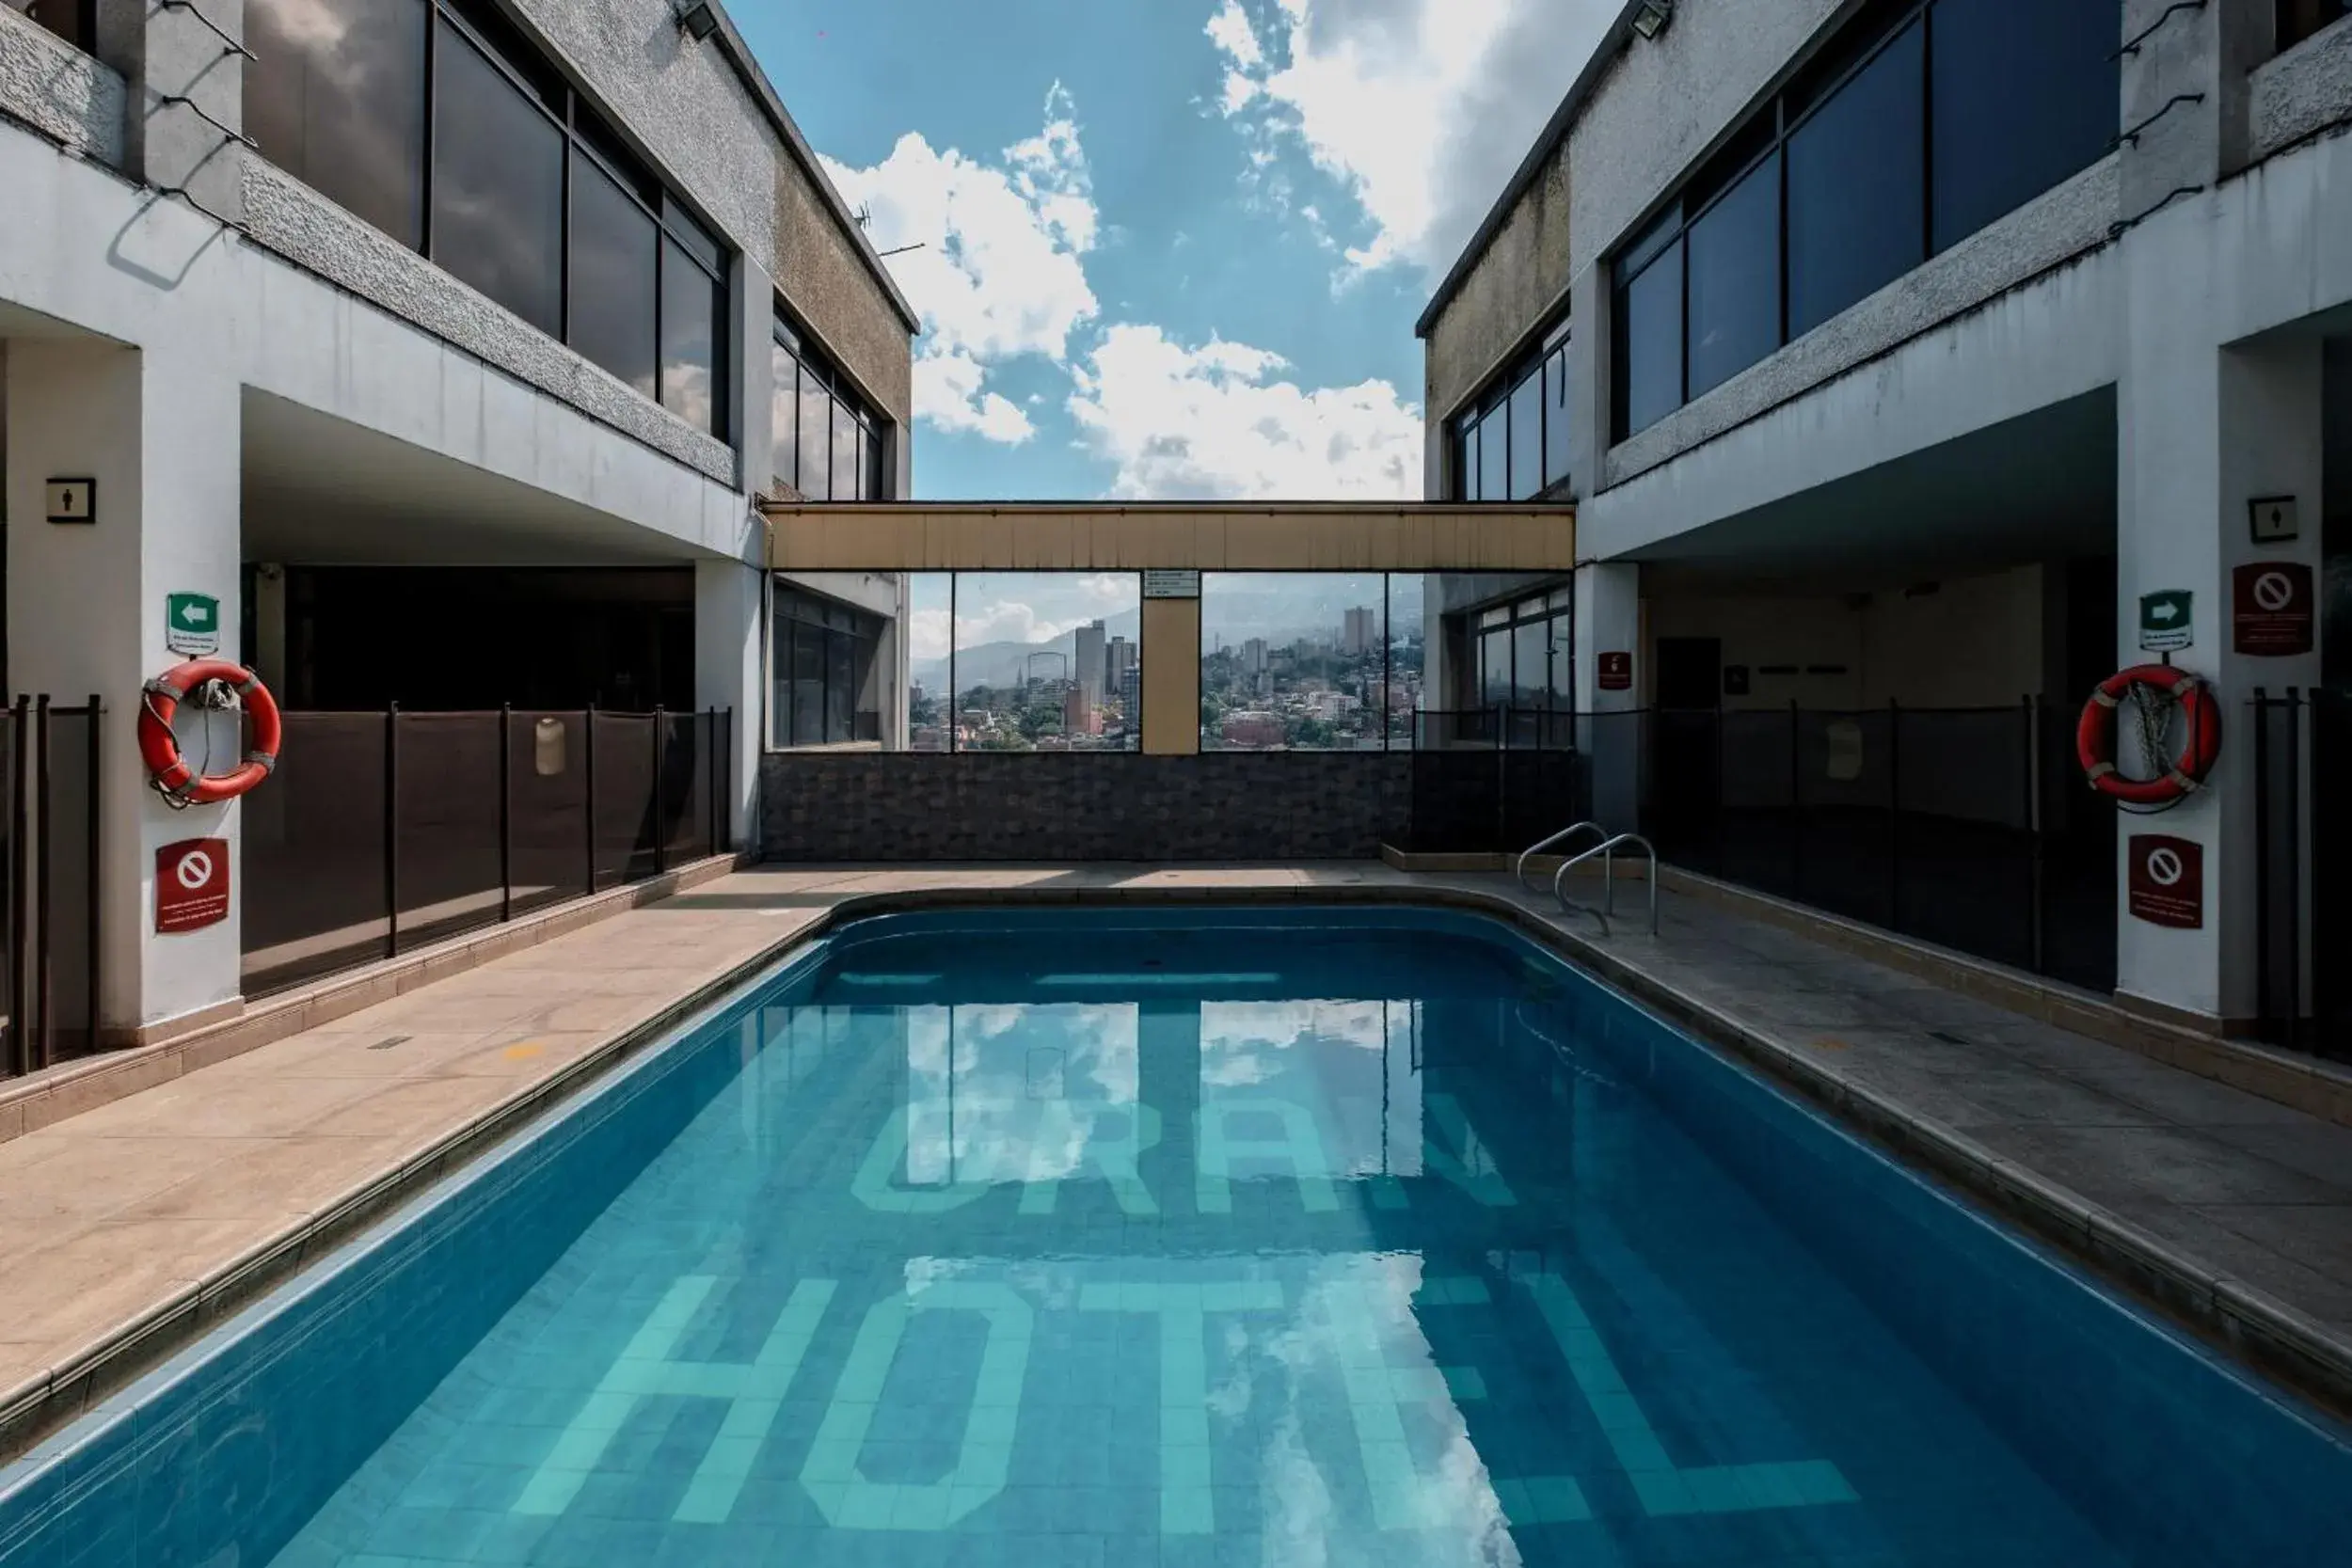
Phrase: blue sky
[{"left": 740, "top": 0, "right": 1613, "bottom": 505}]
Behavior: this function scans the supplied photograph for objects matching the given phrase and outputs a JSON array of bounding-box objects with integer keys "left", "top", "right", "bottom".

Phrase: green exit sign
[{"left": 166, "top": 592, "right": 220, "bottom": 657}]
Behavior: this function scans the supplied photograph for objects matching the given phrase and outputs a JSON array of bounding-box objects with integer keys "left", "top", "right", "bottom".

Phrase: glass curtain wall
[
  {"left": 771, "top": 310, "right": 892, "bottom": 502},
  {"left": 1453, "top": 315, "right": 1575, "bottom": 500},
  {"left": 246, "top": 0, "right": 730, "bottom": 436},
  {"left": 1611, "top": 0, "right": 2117, "bottom": 438}
]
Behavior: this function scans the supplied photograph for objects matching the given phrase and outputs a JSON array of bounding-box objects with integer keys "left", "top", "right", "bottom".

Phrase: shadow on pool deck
[{"left": 1, "top": 860, "right": 2349, "bottom": 1462}]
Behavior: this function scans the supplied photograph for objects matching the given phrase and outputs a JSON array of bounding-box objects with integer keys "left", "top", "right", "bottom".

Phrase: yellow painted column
[{"left": 1140, "top": 596, "right": 1201, "bottom": 756}]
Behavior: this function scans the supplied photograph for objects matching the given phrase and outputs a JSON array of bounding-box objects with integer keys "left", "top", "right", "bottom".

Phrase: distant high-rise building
[
  {"left": 1342, "top": 607, "right": 1377, "bottom": 656},
  {"left": 1107, "top": 635, "right": 1136, "bottom": 694},
  {"left": 1075, "top": 620, "right": 1106, "bottom": 706},
  {"left": 1242, "top": 638, "right": 1268, "bottom": 676},
  {"left": 1118, "top": 664, "right": 1140, "bottom": 724},
  {"left": 1063, "top": 682, "right": 1101, "bottom": 736}
]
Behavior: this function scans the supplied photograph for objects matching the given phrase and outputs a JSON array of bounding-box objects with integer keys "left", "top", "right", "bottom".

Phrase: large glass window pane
[
  {"left": 1387, "top": 574, "right": 1425, "bottom": 746},
  {"left": 907, "top": 573, "right": 952, "bottom": 752},
  {"left": 1478, "top": 405, "right": 1508, "bottom": 501},
  {"left": 798, "top": 365, "right": 833, "bottom": 499},
  {"left": 432, "top": 20, "right": 564, "bottom": 337},
  {"left": 867, "top": 423, "right": 891, "bottom": 500},
  {"left": 567, "top": 153, "right": 660, "bottom": 398},
  {"left": 1931, "top": 0, "right": 2119, "bottom": 251},
  {"left": 1788, "top": 21, "right": 1925, "bottom": 337},
  {"left": 1685, "top": 150, "right": 1781, "bottom": 399},
  {"left": 1481, "top": 629, "right": 1513, "bottom": 709},
  {"left": 831, "top": 399, "right": 860, "bottom": 502},
  {"left": 247, "top": 0, "right": 427, "bottom": 247},
  {"left": 1514, "top": 619, "right": 1549, "bottom": 708},
  {"left": 825, "top": 631, "right": 854, "bottom": 745},
  {"left": 953, "top": 573, "right": 1141, "bottom": 752},
  {"left": 1456, "top": 421, "right": 1479, "bottom": 501},
  {"left": 1508, "top": 372, "right": 1544, "bottom": 501},
  {"left": 660, "top": 241, "right": 722, "bottom": 434},
  {"left": 1543, "top": 345, "right": 1573, "bottom": 492},
  {"left": 769, "top": 344, "right": 799, "bottom": 496},
  {"left": 1617, "top": 242, "right": 1683, "bottom": 437},
  {"left": 1200, "top": 574, "right": 1385, "bottom": 751},
  {"left": 790, "top": 624, "right": 825, "bottom": 747},
  {"left": 1548, "top": 610, "right": 1574, "bottom": 708}
]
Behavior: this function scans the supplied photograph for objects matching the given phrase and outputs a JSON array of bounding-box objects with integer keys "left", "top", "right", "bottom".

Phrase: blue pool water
[{"left": 3, "top": 907, "right": 2349, "bottom": 1568}]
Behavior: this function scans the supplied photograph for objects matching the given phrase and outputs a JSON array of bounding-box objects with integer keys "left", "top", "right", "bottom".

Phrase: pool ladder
[{"left": 1515, "top": 823, "right": 1661, "bottom": 937}]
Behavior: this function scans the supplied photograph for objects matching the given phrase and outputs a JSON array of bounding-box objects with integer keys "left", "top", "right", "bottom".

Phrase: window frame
[
  {"left": 1449, "top": 309, "right": 1575, "bottom": 503},
  {"left": 1607, "top": 0, "right": 2118, "bottom": 442},
  {"left": 771, "top": 303, "right": 895, "bottom": 502}
]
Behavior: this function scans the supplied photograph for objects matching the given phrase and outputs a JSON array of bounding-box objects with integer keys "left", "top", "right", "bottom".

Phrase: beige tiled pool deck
[{"left": 5, "top": 861, "right": 2352, "bottom": 1458}]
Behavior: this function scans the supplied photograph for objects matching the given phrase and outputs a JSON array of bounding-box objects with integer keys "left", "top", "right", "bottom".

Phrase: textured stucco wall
[
  {"left": 761, "top": 753, "right": 1412, "bottom": 861},
  {"left": 243, "top": 159, "right": 737, "bottom": 485},
  {"left": 1604, "top": 154, "right": 2122, "bottom": 488},
  {"left": 776, "top": 160, "right": 914, "bottom": 428},
  {"left": 0, "top": 5, "right": 122, "bottom": 165},
  {"left": 2251, "top": 12, "right": 2352, "bottom": 160},
  {"left": 1567, "top": 0, "right": 1843, "bottom": 275},
  {"left": 1425, "top": 148, "right": 1570, "bottom": 429}
]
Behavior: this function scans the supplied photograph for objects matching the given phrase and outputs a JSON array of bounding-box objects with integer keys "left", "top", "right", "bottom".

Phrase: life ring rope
[
  {"left": 137, "top": 658, "right": 282, "bottom": 809},
  {"left": 2074, "top": 663, "right": 2220, "bottom": 808}
]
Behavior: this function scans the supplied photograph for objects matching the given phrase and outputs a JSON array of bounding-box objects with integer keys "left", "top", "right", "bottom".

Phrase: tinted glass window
[
  {"left": 433, "top": 20, "right": 564, "bottom": 337},
  {"left": 1548, "top": 613, "right": 1574, "bottom": 705},
  {"left": 770, "top": 341, "right": 799, "bottom": 495},
  {"left": 1481, "top": 629, "right": 1513, "bottom": 707},
  {"left": 663, "top": 196, "right": 725, "bottom": 272},
  {"left": 1543, "top": 345, "right": 1572, "bottom": 492},
  {"left": 1514, "top": 620, "right": 1549, "bottom": 706},
  {"left": 2280, "top": 0, "right": 2351, "bottom": 51},
  {"left": 797, "top": 361, "right": 832, "bottom": 499},
  {"left": 1508, "top": 372, "right": 1544, "bottom": 501},
  {"left": 8, "top": 0, "right": 92, "bottom": 50},
  {"left": 790, "top": 624, "right": 825, "bottom": 746},
  {"left": 1619, "top": 242, "right": 1683, "bottom": 436},
  {"left": 1457, "top": 422, "right": 1480, "bottom": 501},
  {"left": 660, "top": 239, "right": 721, "bottom": 434},
  {"left": 1685, "top": 150, "right": 1781, "bottom": 399},
  {"left": 568, "top": 154, "right": 659, "bottom": 397},
  {"left": 247, "top": 0, "right": 427, "bottom": 247},
  {"left": 1931, "top": 0, "right": 2119, "bottom": 251},
  {"left": 1473, "top": 405, "right": 1505, "bottom": 501},
  {"left": 1788, "top": 19, "right": 1924, "bottom": 337},
  {"left": 826, "top": 631, "right": 855, "bottom": 744},
  {"left": 832, "top": 400, "right": 860, "bottom": 502}
]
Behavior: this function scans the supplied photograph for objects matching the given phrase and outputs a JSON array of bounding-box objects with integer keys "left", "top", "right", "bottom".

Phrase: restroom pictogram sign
[{"left": 156, "top": 838, "right": 230, "bottom": 933}]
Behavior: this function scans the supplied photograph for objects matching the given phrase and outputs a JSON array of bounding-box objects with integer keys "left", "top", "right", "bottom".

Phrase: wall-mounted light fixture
[
  {"left": 1631, "top": 1, "right": 1673, "bottom": 40},
  {"left": 676, "top": 2, "right": 721, "bottom": 42}
]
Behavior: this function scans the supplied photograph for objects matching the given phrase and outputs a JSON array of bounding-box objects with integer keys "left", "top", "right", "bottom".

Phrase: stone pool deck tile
[{"left": 8, "top": 859, "right": 2352, "bottom": 1453}]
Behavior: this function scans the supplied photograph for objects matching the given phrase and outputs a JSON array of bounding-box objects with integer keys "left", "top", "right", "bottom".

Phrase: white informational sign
[{"left": 1142, "top": 570, "right": 1201, "bottom": 600}]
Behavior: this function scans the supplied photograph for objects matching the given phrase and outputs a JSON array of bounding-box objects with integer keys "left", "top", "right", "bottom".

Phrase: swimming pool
[{"left": 2, "top": 905, "right": 2347, "bottom": 1567}]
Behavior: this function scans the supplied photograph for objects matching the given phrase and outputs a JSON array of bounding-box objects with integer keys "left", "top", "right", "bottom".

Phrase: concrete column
[
  {"left": 6, "top": 339, "right": 244, "bottom": 1037},
  {"left": 694, "top": 556, "right": 762, "bottom": 853},
  {"left": 1140, "top": 597, "right": 1200, "bottom": 756},
  {"left": 1566, "top": 265, "right": 1607, "bottom": 503},
  {"left": 1574, "top": 561, "right": 1642, "bottom": 833},
  {"left": 737, "top": 258, "right": 776, "bottom": 497},
  {"left": 2117, "top": 287, "right": 2324, "bottom": 1026}
]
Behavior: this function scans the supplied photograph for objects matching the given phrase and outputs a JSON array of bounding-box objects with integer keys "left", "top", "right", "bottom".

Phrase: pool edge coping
[{"left": 4, "top": 875, "right": 2346, "bottom": 1468}]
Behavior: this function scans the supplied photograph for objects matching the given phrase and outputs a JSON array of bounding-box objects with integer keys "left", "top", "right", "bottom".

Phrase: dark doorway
[
  {"left": 1651, "top": 637, "right": 1723, "bottom": 858},
  {"left": 272, "top": 567, "right": 694, "bottom": 711}
]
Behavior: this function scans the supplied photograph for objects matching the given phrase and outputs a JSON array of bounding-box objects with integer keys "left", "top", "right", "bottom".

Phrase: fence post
[
  {"left": 33, "top": 695, "right": 51, "bottom": 1073},
  {"left": 1496, "top": 705, "right": 1510, "bottom": 853},
  {"left": 2286, "top": 688, "right": 2304, "bottom": 1051},
  {"left": 499, "top": 705, "right": 513, "bottom": 926},
  {"left": 2026, "top": 694, "right": 2046, "bottom": 980},
  {"left": 1788, "top": 700, "right": 1802, "bottom": 895},
  {"left": 652, "top": 705, "right": 668, "bottom": 878},
  {"left": 1886, "top": 699, "right": 1901, "bottom": 932},
  {"left": 584, "top": 705, "right": 598, "bottom": 895},
  {"left": 706, "top": 706, "right": 719, "bottom": 860},
  {"left": 7, "top": 697, "right": 28, "bottom": 1078},
  {"left": 2254, "top": 689, "right": 2273, "bottom": 1040},
  {"left": 385, "top": 703, "right": 401, "bottom": 960},
  {"left": 87, "top": 695, "right": 101, "bottom": 1057}
]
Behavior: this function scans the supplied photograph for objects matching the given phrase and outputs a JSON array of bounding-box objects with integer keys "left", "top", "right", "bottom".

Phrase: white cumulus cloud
[
  {"left": 1209, "top": 0, "right": 1613, "bottom": 276},
  {"left": 821, "top": 85, "right": 1100, "bottom": 445},
  {"left": 1067, "top": 324, "right": 1422, "bottom": 499}
]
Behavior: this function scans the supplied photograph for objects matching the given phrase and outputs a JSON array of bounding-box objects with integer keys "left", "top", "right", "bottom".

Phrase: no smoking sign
[
  {"left": 2127, "top": 835, "right": 2203, "bottom": 930},
  {"left": 157, "top": 838, "right": 230, "bottom": 934},
  {"left": 2232, "top": 562, "right": 2314, "bottom": 656}
]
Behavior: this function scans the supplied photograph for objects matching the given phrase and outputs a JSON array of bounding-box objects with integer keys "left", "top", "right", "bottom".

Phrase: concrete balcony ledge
[{"left": 0, "top": 8, "right": 125, "bottom": 167}]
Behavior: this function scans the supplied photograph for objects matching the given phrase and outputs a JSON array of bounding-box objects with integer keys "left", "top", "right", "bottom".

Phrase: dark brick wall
[{"left": 760, "top": 752, "right": 1413, "bottom": 861}]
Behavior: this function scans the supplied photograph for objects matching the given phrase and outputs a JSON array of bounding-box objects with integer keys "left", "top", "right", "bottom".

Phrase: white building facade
[
  {"left": 0, "top": 0, "right": 915, "bottom": 1053},
  {"left": 1422, "top": 0, "right": 2352, "bottom": 1041}
]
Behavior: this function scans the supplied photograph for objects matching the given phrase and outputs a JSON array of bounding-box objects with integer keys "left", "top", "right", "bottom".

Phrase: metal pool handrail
[
  {"left": 1551, "top": 833, "right": 1661, "bottom": 936},
  {"left": 1515, "top": 822, "right": 1605, "bottom": 893}
]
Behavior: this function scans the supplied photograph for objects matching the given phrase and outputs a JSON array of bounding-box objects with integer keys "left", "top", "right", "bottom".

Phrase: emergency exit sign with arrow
[
  {"left": 2138, "top": 590, "right": 2192, "bottom": 653},
  {"left": 166, "top": 592, "right": 220, "bottom": 657}
]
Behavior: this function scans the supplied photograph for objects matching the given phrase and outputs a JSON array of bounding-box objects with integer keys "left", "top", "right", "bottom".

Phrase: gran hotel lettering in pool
[{"left": 505, "top": 1084, "right": 1851, "bottom": 1536}]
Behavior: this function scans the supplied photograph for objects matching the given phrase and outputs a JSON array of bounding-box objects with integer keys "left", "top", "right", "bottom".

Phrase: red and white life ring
[
  {"left": 2075, "top": 663, "right": 2221, "bottom": 807},
  {"left": 138, "top": 658, "right": 282, "bottom": 807}
]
